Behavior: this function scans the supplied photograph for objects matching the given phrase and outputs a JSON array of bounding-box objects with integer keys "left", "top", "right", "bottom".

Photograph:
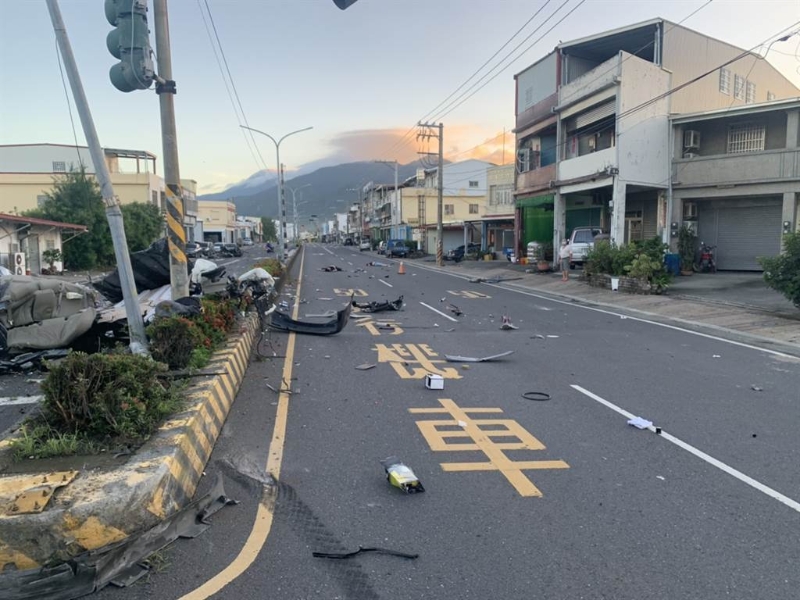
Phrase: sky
[{"left": 1, "top": 0, "right": 799, "bottom": 195}]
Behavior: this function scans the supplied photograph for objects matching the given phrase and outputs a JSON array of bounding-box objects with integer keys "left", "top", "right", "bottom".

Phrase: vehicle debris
[
  {"left": 444, "top": 350, "right": 514, "bottom": 362},
  {"left": 320, "top": 265, "right": 343, "bottom": 272},
  {"left": 751, "top": 385, "right": 764, "bottom": 392},
  {"left": 627, "top": 416, "right": 653, "bottom": 429},
  {"left": 352, "top": 295, "right": 404, "bottom": 313},
  {"left": 380, "top": 456, "right": 425, "bottom": 494},
  {"left": 270, "top": 297, "right": 352, "bottom": 336},
  {"left": 312, "top": 546, "right": 418, "bottom": 560},
  {"left": 365, "top": 261, "right": 389, "bottom": 267},
  {"left": 500, "top": 315, "right": 518, "bottom": 330},
  {"left": 425, "top": 373, "right": 444, "bottom": 389},
  {"left": 448, "top": 304, "right": 463, "bottom": 316},
  {"left": 522, "top": 391, "right": 551, "bottom": 402},
  {"left": 355, "top": 363, "right": 376, "bottom": 370}
]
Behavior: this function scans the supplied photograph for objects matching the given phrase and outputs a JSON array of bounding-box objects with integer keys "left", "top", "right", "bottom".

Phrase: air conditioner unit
[
  {"left": 13, "top": 252, "right": 26, "bottom": 276},
  {"left": 683, "top": 130, "right": 701, "bottom": 150},
  {"left": 683, "top": 202, "right": 698, "bottom": 219},
  {"left": 517, "top": 148, "right": 531, "bottom": 172}
]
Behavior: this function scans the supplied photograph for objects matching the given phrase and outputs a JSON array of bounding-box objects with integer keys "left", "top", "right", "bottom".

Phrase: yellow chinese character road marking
[
  {"left": 374, "top": 343, "right": 461, "bottom": 379},
  {"left": 357, "top": 318, "right": 404, "bottom": 336},
  {"left": 409, "top": 399, "right": 568, "bottom": 497},
  {"left": 334, "top": 288, "right": 368, "bottom": 297},
  {"left": 447, "top": 290, "right": 492, "bottom": 299}
]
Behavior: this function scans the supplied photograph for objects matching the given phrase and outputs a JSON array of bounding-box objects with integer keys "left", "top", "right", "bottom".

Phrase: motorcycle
[
  {"left": 265, "top": 242, "right": 274, "bottom": 253},
  {"left": 698, "top": 242, "right": 717, "bottom": 273}
]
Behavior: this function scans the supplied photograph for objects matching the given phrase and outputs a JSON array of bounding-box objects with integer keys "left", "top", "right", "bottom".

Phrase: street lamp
[
  {"left": 241, "top": 125, "right": 313, "bottom": 260},
  {"left": 345, "top": 187, "right": 363, "bottom": 240},
  {"left": 288, "top": 183, "right": 311, "bottom": 244}
]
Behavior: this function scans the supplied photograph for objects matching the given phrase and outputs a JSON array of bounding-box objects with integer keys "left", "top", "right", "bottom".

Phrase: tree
[
  {"left": 25, "top": 169, "right": 112, "bottom": 270},
  {"left": 121, "top": 202, "right": 164, "bottom": 252},
  {"left": 261, "top": 217, "right": 277, "bottom": 242},
  {"left": 760, "top": 233, "right": 800, "bottom": 308}
]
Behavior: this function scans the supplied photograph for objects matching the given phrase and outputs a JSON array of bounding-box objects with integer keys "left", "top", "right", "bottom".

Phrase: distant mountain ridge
[{"left": 199, "top": 161, "right": 423, "bottom": 219}]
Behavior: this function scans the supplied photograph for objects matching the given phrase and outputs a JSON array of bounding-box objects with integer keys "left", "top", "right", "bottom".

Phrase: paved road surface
[{"left": 94, "top": 243, "right": 800, "bottom": 600}]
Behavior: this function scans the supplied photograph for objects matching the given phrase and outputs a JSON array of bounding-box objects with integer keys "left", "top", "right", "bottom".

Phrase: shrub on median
[
  {"left": 254, "top": 257, "right": 284, "bottom": 278},
  {"left": 760, "top": 232, "right": 800, "bottom": 308}
]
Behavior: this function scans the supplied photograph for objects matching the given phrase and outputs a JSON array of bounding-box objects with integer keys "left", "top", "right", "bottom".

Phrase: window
[
  {"left": 160, "top": 191, "right": 166, "bottom": 211},
  {"left": 719, "top": 68, "right": 730, "bottom": 95},
  {"left": 727, "top": 122, "right": 765, "bottom": 154},
  {"left": 745, "top": 81, "right": 756, "bottom": 104},
  {"left": 734, "top": 74, "right": 745, "bottom": 100},
  {"left": 767, "top": 91, "right": 776, "bottom": 102},
  {"left": 468, "top": 180, "right": 479, "bottom": 188},
  {"left": 524, "top": 88, "right": 533, "bottom": 107},
  {"left": 489, "top": 185, "right": 513, "bottom": 206},
  {"left": 45, "top": 239, "right": 55, "bottom": 250},
  {"left": 152, "top": 191, "right": 158, "bottom": 205},
  {"left": 469, "top": 204, "right": 479, "bottom": 214},
  {"left": 37, "top": 195, "right": 48, "bottom": 207},
  {"left": 52, "top": 161, "right": 66, "bottom": 172},
  {"left": 444, "top": 204, "right": 454, "bottom": 216}
]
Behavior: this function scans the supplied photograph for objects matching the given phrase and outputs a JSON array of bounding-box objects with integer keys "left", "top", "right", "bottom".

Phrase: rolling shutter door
[
  {"left": 568, "top": 100, "right": 615, "bottom": 130},
  {"left": 697, "top": 201, "right": 782, "bottom": 270}
]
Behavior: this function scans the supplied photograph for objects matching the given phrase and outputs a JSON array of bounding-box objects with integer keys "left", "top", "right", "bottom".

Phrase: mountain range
[{"left": 198, "top": 161, "right": 425, "bottom": 220}]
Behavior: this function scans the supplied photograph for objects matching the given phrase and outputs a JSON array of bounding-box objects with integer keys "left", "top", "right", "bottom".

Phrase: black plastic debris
[
  {"left": 313, "top": 546, "right": 418, "bottom": 560},
  {"left": 320, "top": 265, "right": 343, "bottom": 272},
  {"left": 351, "top": 296, "right": 404, "bottom": 313},
  {"left": 270, "top": 297, "right": 353, "bottom": 336},
  {"left": 444, "top": 351, "right": 514, "bottom": 363}
]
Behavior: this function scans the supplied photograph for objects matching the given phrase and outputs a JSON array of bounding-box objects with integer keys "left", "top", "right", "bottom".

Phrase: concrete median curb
[{"left": 0, "top": 313, "right": 258, "bottom": 571}]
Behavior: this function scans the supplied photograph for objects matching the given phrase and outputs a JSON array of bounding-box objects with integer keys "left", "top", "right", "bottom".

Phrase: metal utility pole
[
  {"left": 46, "top": 0, "right": 148, "bottom": 354},
  {"left": 241, "top": 126, "right": 313, "bottom": 261},
  {"left": 417, "top": 122, "right": 444, "bottom": 266},
  {"left": 152, "top": 0, "right": 189, "bottom": 299},
  {"left": 289, "top": 184, "right": 311, "bottom": 243}
]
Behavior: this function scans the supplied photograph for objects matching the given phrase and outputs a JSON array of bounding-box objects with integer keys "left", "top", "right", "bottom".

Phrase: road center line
[
  {"left": 571, "top": 384, "right": 800, "bottom": 515},
  {"left": 378, "top": 279, "right": 393, "bottom": 288},
  {"left": 420, "top": 301, "right": 459, "bottom": 322},
  {"left": 180, "top": 248, "right": 306, "bottom": 600},
  {"left": 0, "top": 395, "right": 43, "bottom": 407}
]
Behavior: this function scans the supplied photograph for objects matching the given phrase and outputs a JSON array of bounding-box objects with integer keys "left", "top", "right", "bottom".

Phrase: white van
[{"left": 569, "top": 227, "right": 604, "bottom": 269}]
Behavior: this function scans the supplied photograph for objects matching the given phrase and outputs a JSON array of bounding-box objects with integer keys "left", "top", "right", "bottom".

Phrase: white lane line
[
  {"left": 0, "top": 395, "right": 43, "bottom": 407},
  {"left": 420, "top": 302, "right": 459, "bottom": 322},
  {"left": 347, "top": 261, "right": 353, "bottom": 266},
  {"left": 407, "top": 263, "right": 798, "bottom": 360},
  {"left": 571, "top": 384, "right": 800, "bottom": 515},
  {"left": 324, "top": 247, "right": 335, "bottom": 255},
  {"left": 378, "top": 279, "right": 393, "bottom": 288}
]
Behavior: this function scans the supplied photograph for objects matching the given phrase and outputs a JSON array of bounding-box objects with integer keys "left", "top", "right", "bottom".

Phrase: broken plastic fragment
[{"left": 627, "top": 416, "right": 653, "bottom": 430}]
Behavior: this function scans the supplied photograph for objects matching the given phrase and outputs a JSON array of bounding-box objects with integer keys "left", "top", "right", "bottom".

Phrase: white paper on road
[{"left": 627, "top": 416, "right": 653, "bottom": 429}]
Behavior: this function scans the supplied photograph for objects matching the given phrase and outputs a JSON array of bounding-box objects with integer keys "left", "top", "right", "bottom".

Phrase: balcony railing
[
  {"left": 516, "top": 163, "right": 556, "bottom": 194},
  {"left": 516, "top": 92, "right": 558, "bottom": 132},
  {"left": 673, "top": 148, "right": 800, "bottom": 187},
  {"left": 559, "top": 55, "right": 620, "bottom": 105}
]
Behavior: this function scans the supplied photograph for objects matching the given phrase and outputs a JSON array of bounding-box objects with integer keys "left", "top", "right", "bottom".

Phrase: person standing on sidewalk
[{"left": 559, "top": 239, "right": 572, "bottom": 281}]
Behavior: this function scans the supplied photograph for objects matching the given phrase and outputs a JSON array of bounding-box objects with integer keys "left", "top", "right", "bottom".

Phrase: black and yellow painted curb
[{"left": 0, "top": 313, "right": 259, "bottom": 571}]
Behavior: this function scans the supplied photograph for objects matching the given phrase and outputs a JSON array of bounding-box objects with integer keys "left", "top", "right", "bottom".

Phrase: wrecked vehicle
[{"left": 352, "top": 295, "right": 404, "bottom": 313}]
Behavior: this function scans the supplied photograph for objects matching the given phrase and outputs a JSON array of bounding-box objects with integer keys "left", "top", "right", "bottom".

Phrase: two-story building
[
  {"left": 0, "top": 143, "right": 200, "bottom": 241},
  {"left": 513, "top": 18, "right": 799, "bottom": 256},
  {"left": 670, "top": 98, "right": 799, "bottom": 270},
  {"left": 197, "top": 200, "right": 237, "bottom": 244}
]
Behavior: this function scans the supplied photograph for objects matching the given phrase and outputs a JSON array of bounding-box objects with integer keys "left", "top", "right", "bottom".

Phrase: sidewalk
[{"left": 415, "top": 258, "right": 800, "bottom": 356}]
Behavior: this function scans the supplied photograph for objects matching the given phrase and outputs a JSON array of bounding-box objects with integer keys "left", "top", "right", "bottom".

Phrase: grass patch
[
  {"left": 10, "top": 422, "right": 102, "bottom": 461},
  {"left": 254, "top": 257, "right": 283, "bottom": 278}
]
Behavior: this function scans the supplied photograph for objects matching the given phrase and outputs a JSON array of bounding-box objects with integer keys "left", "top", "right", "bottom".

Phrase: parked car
[
  {"left": 343, "top": 237, "right": 354, "bottom": 246},
  {"left": 385, "top": 239, "right": 408, "bottom": 258},
  {"left": 242, "top": 238, "right": 254, "bottom": 246},
  {"left": 186, "top": 242, "right": 201, "bottom": 258},
  {"left": 359, "top": 238, "right": 372, "bottom": 251},
  {"left": 377, "top": 241, "right": 386, "bottom": 255},
  {"left": 569, "top": 227, "right": 605, "bottom": 269},
  {"left": 445, "top": 243, "right": 481, "bottom": 262},
  {"left": 223, "top": 243, "right": 243, "bottom": 257}
]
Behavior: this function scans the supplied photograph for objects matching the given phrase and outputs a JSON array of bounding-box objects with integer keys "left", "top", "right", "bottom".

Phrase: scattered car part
[
  {"left": 270, "top": 296, "right": 352, "bottom": 336},
  {"left": 352, "top": 295, "right": 404, "bottom": 313},
  {"left": 313, "top": 546, "right": 418, "bottom": 560},
  {"left": 380, "top": 456, "right": 425, "bottom": 494},
  {"left": 628, "top": 416, "right": 653, "bottom": 429},
  {"left": 355, "top": 363, "right": 376, "bottom": 370},
  {"left": 522, "top": 392, "right": 551, "bottom": 402},
  {"left": 448, "top": 304, "right": 462, "bottom": 316},
  {"left": 321, "top": 265, "right": 343, "bottom": 272},
  {"left": 444, "top": 350, "right": 514, "bottom": 363},
  {"left": 500, "top": 315, "right": 518, "bottom": 330}
]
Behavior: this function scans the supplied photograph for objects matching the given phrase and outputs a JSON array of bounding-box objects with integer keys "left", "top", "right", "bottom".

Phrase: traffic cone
[{"left": 398, "top": 261, "right": 406, "bottom": 275}]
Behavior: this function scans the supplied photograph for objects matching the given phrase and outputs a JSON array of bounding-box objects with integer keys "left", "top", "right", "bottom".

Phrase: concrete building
[
  {"left": 670, "top": 98, "right": 800, "bottom": 270},
  {"left": 0, "top": 143, "right": 199, "bottom": 240},
  {"left": 483, "top": 164, "right": 516, "bottom": 254},
  {"left": 235, "top": 215, "right": 263, "bottom": 242},
  {"left": 513, "top": 18, "right": 800, "bottom": 255},
  {"left": 197, "top": 200, "right": 237, "bottom": 243},
  {"left": 410, "top": 159, "right": 493, "bottom": 253},
  {"left": 0, "top": 213, "right": 87, "bottom": 274}
]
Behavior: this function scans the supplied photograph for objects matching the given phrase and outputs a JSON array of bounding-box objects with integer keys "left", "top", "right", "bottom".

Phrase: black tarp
[{"left": 93, "top": 240, "right": 193, "bottom": 303}]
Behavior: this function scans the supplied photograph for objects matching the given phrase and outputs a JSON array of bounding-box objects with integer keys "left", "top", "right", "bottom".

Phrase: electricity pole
[
  {"left": 49, "top": 0, "right": 148, "bottom": 354},
  {"left": 152, "top": 0, "right": 189, "bottom": 299},
  {"left": 374, "top": 160, "right": 398, "bottom": 238},
  {"left": 417, "top": 122, "right": 444, "bottom": 266}
]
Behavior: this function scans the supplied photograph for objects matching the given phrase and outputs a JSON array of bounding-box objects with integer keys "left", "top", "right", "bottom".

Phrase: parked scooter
[{"left": 697, "top": 242, "right": 717, "bottom": 273}]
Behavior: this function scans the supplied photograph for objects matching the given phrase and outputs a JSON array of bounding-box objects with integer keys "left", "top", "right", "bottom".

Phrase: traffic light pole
[
  {"left": 152, "top": 0, "right": 189, "bottom": 300},
  {"left": 46, "top": 0, "right": 148, "bottom": 354}
]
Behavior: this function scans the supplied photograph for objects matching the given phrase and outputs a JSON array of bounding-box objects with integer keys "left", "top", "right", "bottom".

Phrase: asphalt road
[
  {"left": 94, "top": 243, "right": 800, "bottom": 600},
  {"left": 0, "top": 246, "right": 269, "bottom": 442}
]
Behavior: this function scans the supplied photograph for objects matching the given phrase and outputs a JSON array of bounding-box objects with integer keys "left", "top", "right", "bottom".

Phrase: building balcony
[
  {"left": 559, "top": 55, "right": 620, "bottom": 105},
  {"left": 515, "top": 163, "right": 556, "bottom": 194},
  {"left": 558, "top": 147, "right": 616, "bottom": 183},
  {"left": 516, "top": 92, "right": 558, "bottom": 133},
  {"left": 673, "top": 148, "right": 800, "bottom": 188}
]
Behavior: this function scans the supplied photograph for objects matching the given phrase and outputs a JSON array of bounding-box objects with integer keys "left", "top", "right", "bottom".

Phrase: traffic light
[
  {"left": 105, "top": 0, "right": 155, "bottom": 92},
  {"left": 333, "top": 0, "right": 359, "bottom": 9}
]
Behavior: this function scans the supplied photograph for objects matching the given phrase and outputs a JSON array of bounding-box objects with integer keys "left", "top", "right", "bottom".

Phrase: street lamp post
[
  {"left": 345, "top": 187, "right": 363, "bottom": 240},
  {"left": 241, "top": 125, "right": 312, "bottom": 261},
  {"left": 288, "top": 183, "right": 311, "bottom": 243}
]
